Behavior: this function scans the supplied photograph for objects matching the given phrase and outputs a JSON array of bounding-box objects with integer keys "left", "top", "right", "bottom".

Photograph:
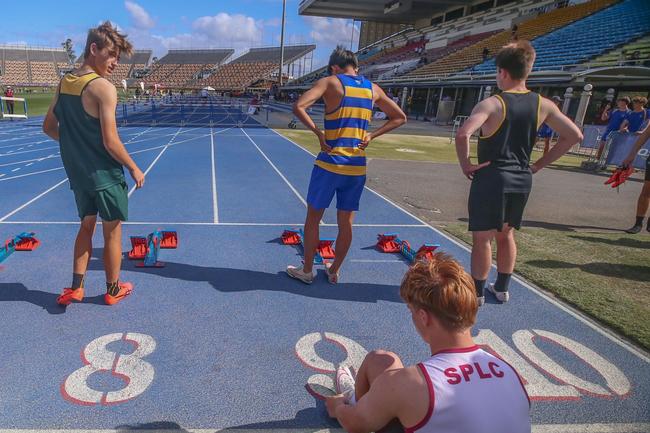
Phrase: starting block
[
  {"left": 0, "top": 232, "right": 40, "bottom": 264},
  {"left": 376, "top": 233, "right": 439, "bottom": 263},
  {"left": 604, "top": 166, "right": 634, "bottom": 188},
  {"left": 281, "top": 228, "right": 335, "bottom": 264},
  {"left": 128, "top": 230, "right": 178, "bottom": 267}
]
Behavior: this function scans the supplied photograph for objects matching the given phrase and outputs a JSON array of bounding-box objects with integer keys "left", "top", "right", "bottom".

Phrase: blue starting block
[
  {"left": 376, "top": 233, "right": 439, "bottom": 263},
  {"left": 0, "top": 232, "right": 40, "bottom": 265},
  {"left": 281, "top": 228, "right": 335, "bottom": 265},
  {"left": 128, "top": 230, "right": 178, "bottom": 267}
]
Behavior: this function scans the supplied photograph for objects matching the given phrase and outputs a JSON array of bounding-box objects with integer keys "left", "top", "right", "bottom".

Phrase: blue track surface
[{"left": 0, "top": 117, "right": 648, "bottom": 431}]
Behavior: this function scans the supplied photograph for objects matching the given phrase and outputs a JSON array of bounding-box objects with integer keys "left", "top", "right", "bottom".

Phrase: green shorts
[{"left": 73, "top": 182, "right": 128, "bottom": 221}]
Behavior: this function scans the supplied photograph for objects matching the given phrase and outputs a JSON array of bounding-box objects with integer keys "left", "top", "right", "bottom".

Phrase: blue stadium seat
[{"left": 467, "top": 0, "right": 650, "bottom": 74}]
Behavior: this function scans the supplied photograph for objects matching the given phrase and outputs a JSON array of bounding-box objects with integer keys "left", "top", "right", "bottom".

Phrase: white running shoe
[
  {"left": 335, "top": 365, "right": 356, "bottom": 403},
  {"left": 487, "top": 284, "right": 510, "bottom": 303},
  {"left": 286, "top": 265, "right": 315, "bottom": 284},
  {"left": 325, "top": 262, "right": 339, "bottom": 284}
]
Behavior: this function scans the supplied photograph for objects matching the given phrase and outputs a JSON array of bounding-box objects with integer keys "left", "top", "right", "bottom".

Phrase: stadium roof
[{"left": 299, "top": 0, "right": 474, "bottom": 23}]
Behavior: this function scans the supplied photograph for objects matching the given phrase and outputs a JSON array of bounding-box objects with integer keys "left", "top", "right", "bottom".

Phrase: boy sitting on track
[
  {"left": 42, "top": 22, "right": 145, "bottom": 306},
  {"left": 286, "top": 46, "right": 406, "bottom": 284},
  {"left": 325, "top": 253, "right": 531, "bottom": 433}
]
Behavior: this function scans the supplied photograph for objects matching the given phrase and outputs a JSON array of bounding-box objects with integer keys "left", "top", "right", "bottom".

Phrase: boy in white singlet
[{"left": 325, "top": 253, "right": 531, "bottom": 433}]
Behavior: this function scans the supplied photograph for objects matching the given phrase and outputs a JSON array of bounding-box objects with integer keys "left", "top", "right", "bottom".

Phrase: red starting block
[
  {"left": 376, "top": 233, "right": 440, "bottom": 263},
  {"left": 376, "top": 234, "right": 401, "bottom": 253},
  {"left": 128, "top": 236, "right": 148, "bottom": 260},
  {"left": 280, "top": 228, "right": 334, "bottom": 264},
  {"left": 1, "top": 232, "right": 40, "bottom": 265},
  {"left": 128, "top": 229, "right": 178, "bottom": 267},
  {"left": 415, "top": 244, "right": 438, "bottom": 261},
  {"left": 318, "top": 239, "right": 335, "bottom": 259},
  {"left": 282, "top": 229, "right": 302, "bottom": 245}
]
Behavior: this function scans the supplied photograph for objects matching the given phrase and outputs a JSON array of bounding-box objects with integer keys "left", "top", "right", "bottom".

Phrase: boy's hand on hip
[{"left": 359, "top": 132, "right": 372, "bottom": 150}]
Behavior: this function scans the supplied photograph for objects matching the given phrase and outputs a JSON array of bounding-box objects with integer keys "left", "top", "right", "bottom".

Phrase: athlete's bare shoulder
[{"left": 86, "top": 76, "right": 116, "bottom": 98}]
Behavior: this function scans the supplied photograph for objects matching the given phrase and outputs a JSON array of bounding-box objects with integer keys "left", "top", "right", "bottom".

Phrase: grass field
[
  {"left": 278, "top": 129, "right": 649, "bottom": 351},
  {"left": 443, "top": 223, "right": 650, "bottom": 350},
  {"left": 14, "top": 91, "right": 55, "bottom": 117},
  {"left": 277, "top": 129, "right": 585, "bottom": 168}
]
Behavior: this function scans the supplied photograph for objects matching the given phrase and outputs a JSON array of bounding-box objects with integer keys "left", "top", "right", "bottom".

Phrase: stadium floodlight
[{"left": 384, "top": 0, "right": 401, "bottom": 14}]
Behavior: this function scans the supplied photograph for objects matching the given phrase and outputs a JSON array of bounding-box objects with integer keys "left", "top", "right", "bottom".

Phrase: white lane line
[
  {"left": 0, "top": 221, "right": 427, "bottom": 227},
  {"left": 0, "top": 174, "right": 5, "bottom": 178},
  {"left": 0, "top": 178, "right": 69, "bottom": 222},
  {"left": 0, "top": 145, "right": 59, "bottom": 157},
  {"left": 25, "top": 162, "right": 33, "bottom": 166},
  {"left": 1, "top": 423, "right": 650, "bottom": 432},
  {"left": 210, "top": 126, "right": 219, "bottom": 223},
  {"left": 240, "top": 128, "right": 307, "bottom": 208},
  {"left": 351, "top": 259, "right": 403, "bottom": 263},
  {"left": 0, "top": 133, "right": 214, "bottom": 182},
  {"left": 269, "top": 127, "right": 650, "bottom": 364},
  {"left": 0, "top": 167, "right": 65, "bottom": 181},
  {"left": 11, "top": 168, "right": 20, "bottom": 172},
  {"left": 127, "top": 127, "right": 183, "bottom": 198}
]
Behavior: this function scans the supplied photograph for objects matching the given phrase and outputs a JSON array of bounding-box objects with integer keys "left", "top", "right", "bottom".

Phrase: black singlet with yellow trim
[
  {"left": 476, "top": 90, "right": 541, "bottom": 193},
  {"left": 54, "top": 72, "right": 124, "bottom": 191}
]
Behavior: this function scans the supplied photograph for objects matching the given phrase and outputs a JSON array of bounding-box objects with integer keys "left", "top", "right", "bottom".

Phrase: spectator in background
[
  {"left": 596, "top": 96, "right": 631, "bottom": 159},
  {"left": 511, "top": 24, "right": 519, "bottom": 40},
  {"left": 482, "top": 47, "right": 490, "bottom": 61},
  {"left": 537, "top": 95, "right": 563, "bottom": 155},
  {"left": 620, "top": 96, "right": 649, "bottom": 135},
  {"left": 594, "top": 101, "right": 612, "bottom": 125},
  {"left": 4, "top": 86, "right": 15, "bottom": 115}
]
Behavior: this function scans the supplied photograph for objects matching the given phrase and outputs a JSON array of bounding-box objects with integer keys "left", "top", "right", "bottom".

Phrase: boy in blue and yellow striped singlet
[{"left": 287, "top": 46, "right": 407, "bottom": 284}]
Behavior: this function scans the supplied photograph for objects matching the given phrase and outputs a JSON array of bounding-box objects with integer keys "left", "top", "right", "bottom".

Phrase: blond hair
[
  {"left": 400, "top": 253, "right": 478, "bottom": 331},
  {"left": 83, "top": 21, "right": 133, "bottom": 59},
  {"left": 632, "top": 96, "right": 648, "bottom": 106}
]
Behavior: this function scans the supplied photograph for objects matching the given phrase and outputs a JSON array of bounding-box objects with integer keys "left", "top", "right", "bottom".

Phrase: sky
[{"left": 1, "top": 0, "right": 360, "bottom": 70}]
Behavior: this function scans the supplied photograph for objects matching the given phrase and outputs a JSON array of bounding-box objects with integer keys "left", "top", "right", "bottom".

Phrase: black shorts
[{"left": 469, "top": 182, "right": 529, "bottom": 231}]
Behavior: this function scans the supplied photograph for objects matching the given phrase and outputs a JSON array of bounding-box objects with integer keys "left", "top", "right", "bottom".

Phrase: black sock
[
  {"left": 474, "top": 278, "right": 486, "bottom": 297},
  {"left": 494, "top": 273, "right": 512, "bottom": 292},
  {"left": 634, "top": 216, "right": 644, "bottom": 227},
  {"left": 72, "top": 273, "right": 85, "bottom": 290},
  {"left": 106, "top": 281, "right": 120, "bottom": 296}
]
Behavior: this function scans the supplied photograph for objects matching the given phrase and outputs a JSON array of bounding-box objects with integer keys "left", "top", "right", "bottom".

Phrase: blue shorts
[
  {"left": 601, "top": 127, "right": 616, "bottom": 141},
  {"left": 537, "top": 124, "right": 553, "bottom": 138},
  {"left": 306, "top": 165, "right": 366, "bottom": 211}
]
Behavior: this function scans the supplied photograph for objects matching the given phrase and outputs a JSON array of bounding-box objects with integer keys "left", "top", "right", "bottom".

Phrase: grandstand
[
  {"left": 407, "top": 0, "right": 617, "bottom": 78},
  {"left": 74, "top": 49, "right": 152, "bottom": 87},
  {"left": 197, "top": 45, "right": 315, "bottom": 91},
  {"left": 468, "top": 0, "right": 650, "bottom": 74},
  {"left": 587, "top": 34, "right": 650, "bottom": 68},
  {"left": 0, "top": 45, "right": 70, "bottom": 86},
  {"left": 144, "top": 49, "right": 233, "bottom": 88}
]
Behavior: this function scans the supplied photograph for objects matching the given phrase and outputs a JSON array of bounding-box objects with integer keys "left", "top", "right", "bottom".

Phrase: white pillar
[
  {"left": 574, "top": 84, "right": 593, "bottom": 129},
  {"left": 562, "top": 87, "right": 574, "bottom": 115}
]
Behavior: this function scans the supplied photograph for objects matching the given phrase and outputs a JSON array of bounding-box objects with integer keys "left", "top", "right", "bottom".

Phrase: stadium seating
[
  {"left": 587, "top": 34, "right": 650, "bottom": 68},
  {"left": 197, "top": 45, "right": 314, "bottom": 91},
  {"left": 407, "top": 0, "right": 617, "bottom": 77},
  {"left": 469, "top": 0, "right": 650, "bottom": 74},
  {"left": 144, "top": 49, "right": 233, "bottom": 88}
]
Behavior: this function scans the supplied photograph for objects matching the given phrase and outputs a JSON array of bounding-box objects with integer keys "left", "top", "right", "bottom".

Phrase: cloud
[
  {"left": 192, "top": 13, "right": 262, "bottom": 47},
  {"left": 125, "top": 1, "right": 155, "bottom": 29},
  {"left": 305, "top": 16, "right": 358, "bottom": 46}
]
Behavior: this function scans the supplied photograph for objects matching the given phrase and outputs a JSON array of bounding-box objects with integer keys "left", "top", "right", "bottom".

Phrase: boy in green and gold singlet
[{"left": 43, "top": 22, "right": 145, "bottom": 306}]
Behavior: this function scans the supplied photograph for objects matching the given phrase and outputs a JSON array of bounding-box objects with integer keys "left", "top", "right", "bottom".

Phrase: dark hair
[
  {"left": 495, "top": 40, "right": 536, "bottom": 80},
  {"left": 328, "top": 45, "right": 358, "bottom": 72},
  {"left": 617, "top": 96, "right": 631, "bottom": 104}
]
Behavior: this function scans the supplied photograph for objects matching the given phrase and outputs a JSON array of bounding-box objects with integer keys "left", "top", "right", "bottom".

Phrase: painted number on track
[{"left": 61, "top": 332, "right": 156, "bottom": 405}]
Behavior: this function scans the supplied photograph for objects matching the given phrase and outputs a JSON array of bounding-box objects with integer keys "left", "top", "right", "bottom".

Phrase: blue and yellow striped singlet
[{"left": 315, "top": 74, "right": 373, "bottom": 176}]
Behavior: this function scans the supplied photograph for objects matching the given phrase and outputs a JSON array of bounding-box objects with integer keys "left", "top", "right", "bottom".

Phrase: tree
[{"left": 61, "top": 38, "right": 76, "bottom": 64}]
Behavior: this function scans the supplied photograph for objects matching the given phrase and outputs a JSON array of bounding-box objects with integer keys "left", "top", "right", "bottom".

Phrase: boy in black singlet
[{"left": 455, "top": 41, "right": 583, "bottom": 304}]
